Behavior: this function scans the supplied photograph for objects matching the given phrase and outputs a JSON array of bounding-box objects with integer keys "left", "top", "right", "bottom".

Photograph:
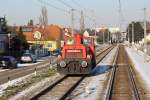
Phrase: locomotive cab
[{"left": 57, "top": 33, "right": 96, "bottom": 75}]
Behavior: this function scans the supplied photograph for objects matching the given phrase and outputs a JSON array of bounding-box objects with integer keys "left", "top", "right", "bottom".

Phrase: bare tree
[{"left": 39, "top": 6, "right": 48, "bottom": 26}]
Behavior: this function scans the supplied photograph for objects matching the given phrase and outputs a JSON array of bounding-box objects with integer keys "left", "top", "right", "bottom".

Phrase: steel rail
[
  {"left": 105, "top": 45, "right": 119, "bottom": 100},
  {"left": 96, "top": 45, "right": 115, "bottom": 65},
  {"left": 30, "top": 75, "right": 68, "bottom": 100},
  {"left": 96, "top": 45, "right": 114, "bottom": 57},
  {"left": 105, "top": 45, "right": 140, "bottom": 100},
  {"left": 128, "top": 65, "right": 140, "bottom": 100},
  {"left": 60, "top": 75, "right": 86, "bottom": 100},
  {"left": 30, "top": 75, "right": 86, "bottom": 100}
]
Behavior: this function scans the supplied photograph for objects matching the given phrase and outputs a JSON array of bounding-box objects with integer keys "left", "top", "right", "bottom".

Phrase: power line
[
  {"left": 37, "top": 0, "right": 97, "bottom": 29},
  {"left": 57, "top": 0, "right": 73, "bottom": 9},
  {"left": 72, "top": 0, "right": 82, "bottom": 8},
  {"left": 57, "top": 0, "right": 84, "bottom": 13},
  {"left": 37, "top": 0, "right": 70, "bottom": 13},
  {"left": 56, "top": 0, "right": 96, "bottom": 22},
  {"left": 72, "top": 0, "right": 92, "bottom": 12}
]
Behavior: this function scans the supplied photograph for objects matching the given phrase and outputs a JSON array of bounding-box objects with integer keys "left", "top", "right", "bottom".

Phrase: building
[
  {"left": 0, "top": 32, "right": 8, "bottom": 54},
  {"left": 108, "top": 27, "right": 121, "bottom": 42},
  {"left": 18, "top": 24, "right": 63, "bottom": 52}
]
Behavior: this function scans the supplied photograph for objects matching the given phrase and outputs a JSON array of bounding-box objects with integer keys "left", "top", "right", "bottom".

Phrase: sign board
[{"left": 33, "top": 31, "right": 42, "bottom": 40}]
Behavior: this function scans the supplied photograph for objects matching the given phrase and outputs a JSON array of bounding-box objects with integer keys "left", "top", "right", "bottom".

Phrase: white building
[{"left": 108, "top": 27, "right": 120, "bottom": 42}]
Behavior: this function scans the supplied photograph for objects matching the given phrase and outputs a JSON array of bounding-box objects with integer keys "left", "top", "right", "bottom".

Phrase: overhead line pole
[
  {"left": 80, "top": 10, "right": 85, "bottom": 31},
  {"left": 132, "top": 22, "right": 134, "bottom": 45},
  {"left": 128, "top": 26, "right": 130, "bottom": 45},
  {"left": 103, "top": 30, "right": 105, "bottom": 44},
  {"left": 144, "top": 8, "right": 147, "bottom": 61},
  {"left": 71, "top": 9, "right": 75, "bottom": 37}
]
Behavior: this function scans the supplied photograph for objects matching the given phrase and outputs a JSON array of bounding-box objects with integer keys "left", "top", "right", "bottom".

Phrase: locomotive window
[
  {"left": 66, "top": 39, "right": 74, "bottom": 45},
  {"left": 83, "top": 38, "right": 92, "bottom": 45}
]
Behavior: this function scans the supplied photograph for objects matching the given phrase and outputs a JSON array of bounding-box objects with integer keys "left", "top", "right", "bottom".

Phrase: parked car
[
  {"left": 20, "top": 53, "right": 37, "bottom": 63},
  {"left": 51, "top": 49, "right": 61, "bottom": 56},
  {"left": 0, "top": 56, "right": 18, "bottom": 69}
]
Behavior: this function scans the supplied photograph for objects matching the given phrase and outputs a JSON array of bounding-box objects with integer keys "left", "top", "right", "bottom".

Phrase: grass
[{"left": 0, "top": 68, "right": 56, "bottom": 99}]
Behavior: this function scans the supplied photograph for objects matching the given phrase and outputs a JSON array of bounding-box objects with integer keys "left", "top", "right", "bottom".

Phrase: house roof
[{"left": 20, "top": 25, "right": 63, "bottom": 41}]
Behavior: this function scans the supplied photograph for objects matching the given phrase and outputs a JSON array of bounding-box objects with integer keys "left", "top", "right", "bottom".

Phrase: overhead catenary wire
[
  {"left": 38, "top": 0, "right": 97, "bottom": 29},
  {"left": 37, "top": 0, "right": 70, "bottom": 13},
  {"left": 71, "top": 0, "right": 94, "bottom": 13},
  {"left": 72, "top": 0, "right": 83, "bottom": 9},
  {"left": 57, "top": 0, "right": 73, "bottom": 9}
]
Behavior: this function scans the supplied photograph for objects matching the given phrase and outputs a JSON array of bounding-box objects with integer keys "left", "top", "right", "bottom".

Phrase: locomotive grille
[{"left": 65, "top": 49, "right": 83, "bottom": 58}]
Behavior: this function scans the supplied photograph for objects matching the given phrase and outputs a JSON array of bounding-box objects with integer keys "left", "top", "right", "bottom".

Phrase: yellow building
[{"left": 20, "top": 25, "right": 63, "bottom": 52}]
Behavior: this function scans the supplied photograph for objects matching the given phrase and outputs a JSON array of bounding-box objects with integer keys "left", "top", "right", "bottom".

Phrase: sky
[{"left": 0, "top": 0, "right": 150, "bottom": 31}]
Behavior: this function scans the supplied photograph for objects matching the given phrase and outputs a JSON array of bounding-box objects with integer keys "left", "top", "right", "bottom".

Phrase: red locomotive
[{"left": 57, "top": 33, "right": 96, "bottom": 74}]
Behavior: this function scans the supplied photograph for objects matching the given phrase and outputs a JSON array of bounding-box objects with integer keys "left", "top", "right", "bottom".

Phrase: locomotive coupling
[{"left": 81, "top": 61, "right": 88, "bottom": 68}]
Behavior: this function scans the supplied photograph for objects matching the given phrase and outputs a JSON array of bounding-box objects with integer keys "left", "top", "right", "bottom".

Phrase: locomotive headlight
[
  {"left": 60, "top": 61, "right": 66, "bottom": 68},
  {"left": 87, "top": 55, "right": 91, "bottom": 59},
  {"left": 81, "top": 61, "right": 87, "bottom": 68}
]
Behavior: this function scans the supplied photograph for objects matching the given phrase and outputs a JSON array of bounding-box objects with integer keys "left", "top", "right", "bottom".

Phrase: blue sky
[{"left": 0, "top": 0, "right": 149, "bottom": 31}]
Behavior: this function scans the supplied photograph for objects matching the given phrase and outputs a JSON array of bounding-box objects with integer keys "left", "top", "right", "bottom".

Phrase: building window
[
  {"left": 48, "top": 43, "right": 52, "bottom": 47},
  {"left": 21, "top": 27, "right": 33, "bottom": 32}
]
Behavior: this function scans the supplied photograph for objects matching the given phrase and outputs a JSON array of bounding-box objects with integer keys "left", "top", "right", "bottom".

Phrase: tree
[
  {"left": 96, "top": 29, "right": 110, "bottom": 44},
  {"left": 39, "top": 6, "right": 48, "bottom": 26},
  {"left": 0, "top": 17, "right": 8, "bottom": 32},
  {"left": 7, "top": 26, "right": 29, "bottom": 57},
  {"left": 126, "top": 21, "right": 144, "bottom": 43}
]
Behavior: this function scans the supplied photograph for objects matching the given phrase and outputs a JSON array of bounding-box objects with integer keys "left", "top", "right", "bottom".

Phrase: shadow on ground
[{"left": 90, "top": 65, "right": 113, "bottom": 76}]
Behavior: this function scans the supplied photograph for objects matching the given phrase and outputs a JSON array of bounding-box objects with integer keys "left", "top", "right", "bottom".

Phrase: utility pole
[
  {"left": 94, "top": 29, "right": 97, "bottom": 44},
  {"left": 80, "top": 10, "right": 85, "bottom": 32},
  {"left": 103, "top": 30, "right": 105, "bottom": 44},
  {"left": 94, "top": 21, "right": 97, "bottom": 45},
  {"left": 132, "top": 22, "right": 134, "bottom": 45},
  {"left": 71, "top": 9, "right": 75, "bottom": 37},
  {"left": 118, "top": 0, "right": 122, "bottom": 31},
  {"left": 118, "top": 0, "right": 122, "bottom": 43},
  {"left": 128, "top": 26, "right": 130, "bottom": 45},
  {"left": 144, "top": 8, "right": 147, "bottom": 61},
  {"left": 107, "top": 31, "right": 110, "bottom": 44}
]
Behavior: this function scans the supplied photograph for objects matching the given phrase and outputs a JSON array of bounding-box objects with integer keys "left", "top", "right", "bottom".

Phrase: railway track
[
  {"left": 96, "top": 45, "right": 115, "bottom": 64},
  {"left": 30, "top": 45, "right": 115, "bottom": 100},
  {"left": 106, "top": 45, "right": 140, "bottom": 100},
  {"left": 30, "top": 75, "right": 86, "bottom": 100},
  {"left": 96, "top": 45, "right": 114, "bottom": 57}
]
